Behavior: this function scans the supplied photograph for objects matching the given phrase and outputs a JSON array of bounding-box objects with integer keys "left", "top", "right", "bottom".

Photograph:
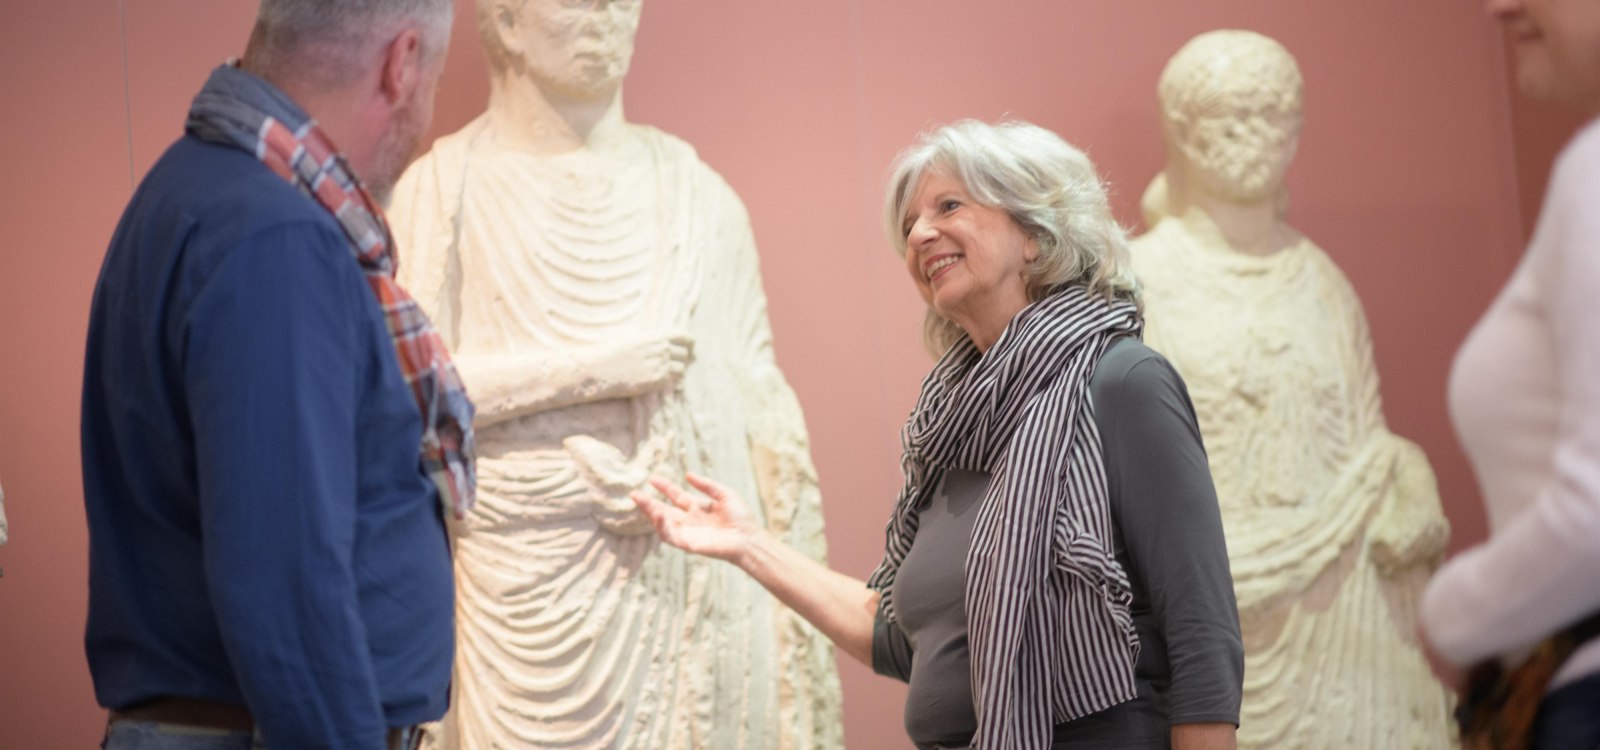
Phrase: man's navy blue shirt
[{"left": 81, "top": 133, "right": 454, "bottom": 748}]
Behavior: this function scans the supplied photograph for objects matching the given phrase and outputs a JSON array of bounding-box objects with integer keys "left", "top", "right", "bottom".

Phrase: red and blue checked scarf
[
  {"left": 867, "top": 285, "right": 1143, "bottom": 749},
  {"left": 186, "top": 63, "right": 476, "bottom": 519}
]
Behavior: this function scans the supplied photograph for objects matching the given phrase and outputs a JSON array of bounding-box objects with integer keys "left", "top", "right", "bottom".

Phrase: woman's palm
[{"left": 632, "top": 473, "right": 758, "bottom": 563}]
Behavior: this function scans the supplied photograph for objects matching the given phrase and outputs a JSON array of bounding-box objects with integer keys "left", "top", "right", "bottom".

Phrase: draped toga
[
  {"left": 1131, "top": 218, "right": 1454, "bottom": 748},
  {"left": 388, "top": 119, "right": 842, "bottom": 749}
]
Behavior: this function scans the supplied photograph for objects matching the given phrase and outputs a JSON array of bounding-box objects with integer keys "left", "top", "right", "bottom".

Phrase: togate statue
[
  {"left": 387, "top": 0, "right": 843, "bottom": 747},
  {"left": 1129, "top": 30, "right": 1456, "bottom": 749}
]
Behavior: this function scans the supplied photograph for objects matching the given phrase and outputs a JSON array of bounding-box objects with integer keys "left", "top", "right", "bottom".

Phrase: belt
[{"left": 109, "top": 698, "right": 421, "bottom": 749}]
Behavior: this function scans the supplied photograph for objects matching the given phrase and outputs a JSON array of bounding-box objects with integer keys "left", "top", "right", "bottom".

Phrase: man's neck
[
  {"left": 242, "top": 61, "right": 377, "bottom": 177},
  {"left": 482, "top": 76, "right": 631, "bottom": 156}
]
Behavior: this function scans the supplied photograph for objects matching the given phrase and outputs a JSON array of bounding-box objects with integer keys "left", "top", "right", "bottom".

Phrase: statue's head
[
  {"left": 1158, "top": 30, "right": 1303, "bottom": 204},
  {"left": 477, "top": 0, "right": 643, "bottom": 99}
]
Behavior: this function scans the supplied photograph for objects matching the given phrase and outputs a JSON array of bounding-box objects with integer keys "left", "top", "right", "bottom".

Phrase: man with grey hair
[{"left": 81, "top": 1, "right": 470, "bottom": 748}]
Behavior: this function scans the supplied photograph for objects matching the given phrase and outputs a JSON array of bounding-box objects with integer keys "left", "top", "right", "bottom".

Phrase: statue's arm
[
  {"left": 453, "top": 333, "right": 692, "bottom": 429},
  {"left": 1325, "top": 267, "right": 1449, "bottom": 571},
  {"left": 1367, "top": 438, "right": 1450, "bottom": 574},
  {"left": 386, "top": 153, "right": 694, "bottom": 430}
]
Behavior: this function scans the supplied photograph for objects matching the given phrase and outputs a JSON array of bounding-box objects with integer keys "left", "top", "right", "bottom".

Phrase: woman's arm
[
  {"left": 1420, "top": 125, "right": 1600, "bottom": 668},
  {"left": 633, "top": 474, "right": 880, "bottom": 665},
  {"left": 1097, "top": 350, "right": 1241, "bottom": 749},
  {"left": 456, "top": 332, "right": 692, "bottom": 429},
  {"left": 1171, "top": 723, "right": 1237, "bottom": 750}
]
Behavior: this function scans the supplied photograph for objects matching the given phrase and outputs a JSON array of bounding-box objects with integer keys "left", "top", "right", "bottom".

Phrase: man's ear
[{"left": 380, "top": 27, "right": 425, "bottom": 108}]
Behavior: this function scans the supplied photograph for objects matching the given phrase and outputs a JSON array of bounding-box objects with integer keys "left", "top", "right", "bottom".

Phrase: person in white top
[{"left": 1419, "top": 0, "right": 1600, "bottom": 747}]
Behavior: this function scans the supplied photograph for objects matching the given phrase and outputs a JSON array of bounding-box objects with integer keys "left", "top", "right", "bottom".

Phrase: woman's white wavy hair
[{"left": 884, "top": 119, "right": 1140, "bottom": 356}]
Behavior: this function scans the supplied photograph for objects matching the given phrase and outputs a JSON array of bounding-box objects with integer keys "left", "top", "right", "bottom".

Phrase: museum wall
[{"left": 0, "top": 1, "right": 1567, "bottom": 747}]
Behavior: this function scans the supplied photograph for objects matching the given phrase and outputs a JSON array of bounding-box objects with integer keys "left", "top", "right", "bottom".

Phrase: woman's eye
[{"left": 940, "top": 199, "right": 961, "bottom": 213}]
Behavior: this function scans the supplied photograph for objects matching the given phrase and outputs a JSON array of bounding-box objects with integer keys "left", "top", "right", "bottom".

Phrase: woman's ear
[{"left": 1024, "top": 236, "right": 1042, "bottom": 264}]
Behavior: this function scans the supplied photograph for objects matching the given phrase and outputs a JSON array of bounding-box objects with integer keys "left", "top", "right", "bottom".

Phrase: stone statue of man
[
  {"left": 1130, "top": 30, "right": 1455, "bottom": 749},
  {"left": 387, "top": 1, "right": 842, "bottom": 747}
]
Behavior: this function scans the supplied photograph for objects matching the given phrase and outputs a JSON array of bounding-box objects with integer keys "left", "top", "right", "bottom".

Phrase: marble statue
[
  {"left": 387, "top": 0, "right": 841, "bottom": 748},
  {"left": 1130, "top": 30, "right": 1455, "bottom": 748}
]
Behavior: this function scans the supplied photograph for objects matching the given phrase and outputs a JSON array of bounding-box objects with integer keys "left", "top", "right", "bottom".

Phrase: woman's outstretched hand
[
  {"left": 631, "top": 472, "right": 762, "bottom": 564},
  {"left": 635, "top": 471, "right": 881, "bottom": 665}
]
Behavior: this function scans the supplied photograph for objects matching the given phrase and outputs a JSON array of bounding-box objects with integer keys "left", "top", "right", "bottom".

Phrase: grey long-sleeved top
[{"left": 873, "top": 337, "right": 1244, "bottom": 750}]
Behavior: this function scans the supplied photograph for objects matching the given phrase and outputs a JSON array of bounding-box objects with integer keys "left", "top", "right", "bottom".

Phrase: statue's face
[
  {"left": 489, "top": 0, "right": 643, "bottom": 99},
  {"left": 1177, "top": 89, "right": 1301, "bottom": 204}
]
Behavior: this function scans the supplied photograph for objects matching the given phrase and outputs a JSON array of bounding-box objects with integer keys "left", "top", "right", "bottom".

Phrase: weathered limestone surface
[
  {"left": 386, "top": 2, "right": 842, "bottom": 747},
  {"left": 1131, "top": 30, "right": 1455, "bottom": 749}
]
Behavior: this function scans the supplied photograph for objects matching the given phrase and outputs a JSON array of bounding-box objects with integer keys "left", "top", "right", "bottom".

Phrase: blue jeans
[
  {"left": 1533, "top": 671, "right": 1600, "bottom": 750},
  {"left": 101, "top": 720, "right": 261, "bottom": 750}
]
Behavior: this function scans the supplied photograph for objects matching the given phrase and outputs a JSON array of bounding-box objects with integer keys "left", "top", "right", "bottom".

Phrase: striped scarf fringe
[{"left": 867, "top": 285, "right": 1142, "bottom": 749}]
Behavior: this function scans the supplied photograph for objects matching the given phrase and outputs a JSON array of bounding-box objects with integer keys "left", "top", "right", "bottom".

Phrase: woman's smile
[{"left": 925, "top": 253, "right": 963, "bottom": 283}]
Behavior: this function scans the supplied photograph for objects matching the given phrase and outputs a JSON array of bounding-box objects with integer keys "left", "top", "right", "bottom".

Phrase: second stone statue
[
  {"left": 387, "top": 0, "right": 843, "bottom": 747},
  {"left": 1132, "top": 30, "right": 1456, "bottom": 749}
]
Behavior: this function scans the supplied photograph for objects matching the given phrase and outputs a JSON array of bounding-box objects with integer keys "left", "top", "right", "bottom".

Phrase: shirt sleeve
[
  {"left": 872, "top": 610, "right": 915, "bottom": 683},
  {"left": 1101, "top": 353, "right": 1244, "bottom": 726},
  {"left": 1421, "top": 122, "right": 1600, "bottom": 666},
  {"left": 182, "top": 221, "right": 388, "bottom": 749}
]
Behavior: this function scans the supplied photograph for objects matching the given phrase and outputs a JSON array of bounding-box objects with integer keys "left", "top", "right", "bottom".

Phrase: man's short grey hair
[
  {"left": 247, "top": 0, "right": 454, "bottom": 84},
  {"left": 884, "top": 119, "right": 1141, "bottom": 356}
]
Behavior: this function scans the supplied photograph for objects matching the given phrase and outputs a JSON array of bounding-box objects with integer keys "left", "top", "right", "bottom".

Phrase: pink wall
[{"left": 0, "top": 1, "right": 1555, "bottom": 747}]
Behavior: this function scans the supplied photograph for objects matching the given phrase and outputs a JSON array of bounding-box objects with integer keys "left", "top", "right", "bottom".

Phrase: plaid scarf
[
  {"left": 186, "top": 63, "right": 476, "bottom": 519},
  {"left": 867, "top": 286, "right": 1142, "bottom": 749}
]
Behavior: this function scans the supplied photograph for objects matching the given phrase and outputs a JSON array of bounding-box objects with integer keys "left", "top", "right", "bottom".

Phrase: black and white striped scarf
[{"left": 867, "top": 285, "right": 1142, "bottom": 749}]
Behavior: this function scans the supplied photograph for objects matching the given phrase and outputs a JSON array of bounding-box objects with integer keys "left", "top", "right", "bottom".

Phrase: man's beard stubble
[{"left": 365, "top": 96, "right": 430, "bottom": 209}]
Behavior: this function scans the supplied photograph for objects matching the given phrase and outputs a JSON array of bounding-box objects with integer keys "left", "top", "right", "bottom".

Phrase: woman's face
[
  {"left": 900, "top": 168, "right": 1037, "bottom": 332},
  {"left": 1489, "top": 0, "right": 1600, "bottom": 110}
]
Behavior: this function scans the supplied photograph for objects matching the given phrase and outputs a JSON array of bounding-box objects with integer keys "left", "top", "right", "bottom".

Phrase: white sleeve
[{"left": 1421, "top": 119, "right": 1600, "bottom": 665}]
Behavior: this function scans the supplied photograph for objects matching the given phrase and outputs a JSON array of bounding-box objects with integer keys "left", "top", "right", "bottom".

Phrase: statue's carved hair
[{"left": 1159, "top": 30, "right": 1302, "bottom": 130}]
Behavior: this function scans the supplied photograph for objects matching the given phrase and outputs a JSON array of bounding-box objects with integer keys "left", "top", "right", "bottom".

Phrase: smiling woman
[
  {"left": 884, "top": 121, "right": 1140, "bottom": 356},
  {"left": 636, "top": 120, "right": 1245, "bottom": 750},
  {"left": 897, "top": 170, "right": 1037, "bottom": 352}
]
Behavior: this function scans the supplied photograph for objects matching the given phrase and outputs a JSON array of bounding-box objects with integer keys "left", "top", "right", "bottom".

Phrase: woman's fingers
[
  {"left": 631, "top": 491, "right": 676, "bottom": 534},
  {"left": 683, "top": 472, "right": 731, "bottom": 503},
  {"left": 632, "top": 489, "right": 694, "bottom": 550},
  {"left": 648, "top": 475, "right": 699, "bottom": 511},
  {"left": 631, "top": 490, "right": 663, "bottom": 519}
]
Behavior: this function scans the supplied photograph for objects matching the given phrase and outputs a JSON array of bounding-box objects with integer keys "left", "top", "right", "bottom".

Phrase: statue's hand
[
  {"left": 566, "top": 434, "right": 672, "bottom": 535},
  {"left": 632, "top": 473, "right": 761, "bottom": 564},
  {"left": 590, "top": 330, "right": 694, "bottom": 399},
  {"left": 1369, "top": 439, "right": 1450, "bottom": 576}
]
